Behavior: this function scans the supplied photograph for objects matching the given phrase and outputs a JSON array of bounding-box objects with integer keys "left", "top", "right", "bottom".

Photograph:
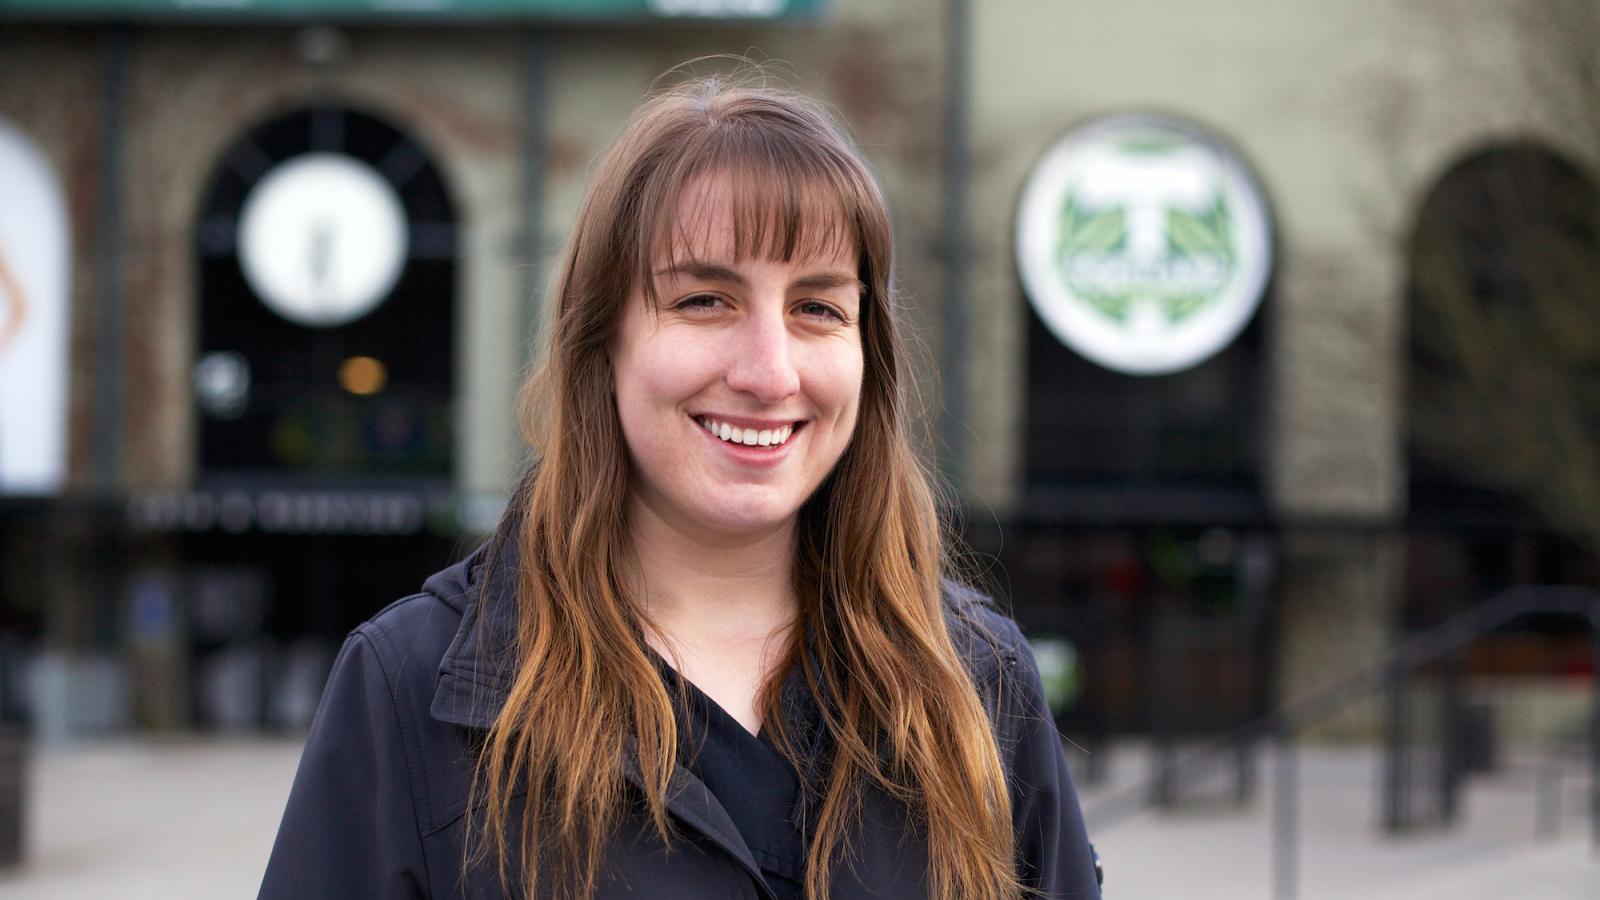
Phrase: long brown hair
[{"left": 472, "top": 71, "right": 1022, "bottom": 900}]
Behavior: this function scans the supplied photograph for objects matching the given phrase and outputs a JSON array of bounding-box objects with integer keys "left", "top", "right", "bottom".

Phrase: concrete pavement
[
  {"left": 0, "top": 737, "right": 1591, "bottom": 898},
  {"left": 1079, "top": 742, "right": 1599, "bottom": 899}
]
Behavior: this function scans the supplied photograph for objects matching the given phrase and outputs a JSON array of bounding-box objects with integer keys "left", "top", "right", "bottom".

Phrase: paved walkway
[
  {"left": 0, "top": 738, "right": 301, "bottom": 900},
  {"left": 1078, "top": 743, "right": 1599, "bottom": 899},
  {"left": 0, "top": 737, "right": 1591, "bottom": 898}
]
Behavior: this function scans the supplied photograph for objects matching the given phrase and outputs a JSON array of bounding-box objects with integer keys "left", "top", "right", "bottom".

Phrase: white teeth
[{"left": 697, "top": 418, "right": 798, "bottom": 448}]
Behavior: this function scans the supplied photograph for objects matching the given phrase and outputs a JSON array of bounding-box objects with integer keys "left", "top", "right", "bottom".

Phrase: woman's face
[{"left": 610, "top": 176, "right": 865, "bottom": 542}]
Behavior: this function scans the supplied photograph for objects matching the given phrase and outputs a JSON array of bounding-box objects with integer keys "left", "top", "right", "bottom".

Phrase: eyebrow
[{"left": 654, "top": 259, "right": 864, "bottom": 294}]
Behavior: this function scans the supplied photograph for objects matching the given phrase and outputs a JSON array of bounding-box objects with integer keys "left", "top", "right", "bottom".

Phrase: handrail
[
  {"left": 1075, "top": 582, "right": 1600, "bottom": 826},
  {"left": 1081, "top": 582, "right": 1600, "bottom": 890}
]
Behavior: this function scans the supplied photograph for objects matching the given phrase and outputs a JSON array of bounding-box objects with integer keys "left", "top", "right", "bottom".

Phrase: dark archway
[
  {"left": 994, "top": 182, "right": 1275, "bottom": 740},
  {"left": 1405, "top": 140, "right": 1600, "bottom": 673},
  {"left": 193, "top": 105, "right": 458, "bottom": 482},
  {"left": 176, "top": 106, "right": 465, "bottom": 728}
]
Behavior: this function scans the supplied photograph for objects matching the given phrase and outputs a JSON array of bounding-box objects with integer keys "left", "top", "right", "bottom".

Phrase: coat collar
[
  {"left": 424, "top": 500, "right": 1011, "bottom": 733},
  {"left": 426, "top": 531, "right": 517, "bottom": 732}
]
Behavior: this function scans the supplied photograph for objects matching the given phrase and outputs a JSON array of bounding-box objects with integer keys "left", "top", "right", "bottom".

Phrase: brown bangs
[{"left": 631, "top": 118, "right": 878, "bottom": 302}]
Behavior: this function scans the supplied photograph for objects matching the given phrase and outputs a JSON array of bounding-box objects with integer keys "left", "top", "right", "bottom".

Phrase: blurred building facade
[{"left": 0, "top": 0, "right": 1594, "bottom": 740}]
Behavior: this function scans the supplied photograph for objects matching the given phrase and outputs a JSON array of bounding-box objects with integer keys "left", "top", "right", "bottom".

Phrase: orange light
[{"left": 338, "top": 356, "right": 387, "bottom": 395}]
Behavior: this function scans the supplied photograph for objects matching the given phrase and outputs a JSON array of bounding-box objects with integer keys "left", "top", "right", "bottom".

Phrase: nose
[{"left": 725, "top": 305, "right": 800, "bottom": 404}]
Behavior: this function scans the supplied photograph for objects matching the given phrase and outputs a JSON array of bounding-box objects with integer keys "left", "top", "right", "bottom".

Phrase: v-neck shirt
[{"left": 654, "top": 654, "right": 822, "bottom": 900}]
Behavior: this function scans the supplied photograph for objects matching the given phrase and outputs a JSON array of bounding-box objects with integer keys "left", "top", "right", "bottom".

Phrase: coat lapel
[{"left": 619, "top": 740, "right": 779, "bottom": 900}]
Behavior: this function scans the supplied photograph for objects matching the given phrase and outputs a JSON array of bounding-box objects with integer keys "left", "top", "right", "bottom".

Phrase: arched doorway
[
  {"left": 178, "top": 105, "right": 464, "bottom": 730},
  {"left": 1405, "top": 141, "right": 1600, "bottom": 674},
  {"left": 194, "top": 105, "right": 457, "bottom": 480},
  {"left": 0, "top": 116, "right": 70, "bottom": 497},
  {"left": 1001, "top": 115, "right": 1277, "bottom": 743}
]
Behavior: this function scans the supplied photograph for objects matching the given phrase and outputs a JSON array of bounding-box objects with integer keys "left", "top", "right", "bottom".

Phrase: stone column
[{"left": 1268, "top": 246, "right": 1406, "bottom": 739}]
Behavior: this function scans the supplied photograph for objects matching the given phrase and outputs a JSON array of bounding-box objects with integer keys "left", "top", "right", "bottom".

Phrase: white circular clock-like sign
[
  {"left": 238, "top": 153, "right": 407, "bottom": 328},
  {"left": 1016, "top": 114, "right": 1273, "bottom": 376}
]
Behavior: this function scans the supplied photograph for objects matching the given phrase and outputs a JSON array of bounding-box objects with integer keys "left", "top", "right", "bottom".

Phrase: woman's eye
[
  {"left": 798, "top": 300, "right": 846, "bottom": 322},
  {"left": 673, "top": 293, "right": 722, "bottom": 312}
]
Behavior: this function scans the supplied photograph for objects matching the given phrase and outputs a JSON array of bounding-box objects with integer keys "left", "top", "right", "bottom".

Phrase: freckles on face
[{"left": 607, "top": 180, "right": 866, "bottom": 539}]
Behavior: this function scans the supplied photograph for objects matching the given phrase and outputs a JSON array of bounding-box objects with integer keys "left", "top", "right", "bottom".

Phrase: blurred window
[
  {"left": 1021, "top": 289, "right": 1267, "bottom": 521},
  {"left": 193, "top": 106, "right": 458, "bottom": 481}
]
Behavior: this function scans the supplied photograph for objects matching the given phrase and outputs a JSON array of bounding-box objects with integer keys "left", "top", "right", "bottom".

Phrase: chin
[
  {"left": 698, "top": 492, "right": 805, "bottom": 536},
  {"left": 703, "top": 509, "right": 799, "bottom": 537}
]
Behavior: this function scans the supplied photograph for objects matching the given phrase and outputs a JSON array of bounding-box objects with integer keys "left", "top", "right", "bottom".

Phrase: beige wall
[
  {"left": 967, "top": 0, "right": 1591, "bottom": 518},
  {"left": 967, "top": 0, "right": 1590, "bottom": 721},
  {"left": 971, "top": 0, "right": 1399, "bottom": 515}
]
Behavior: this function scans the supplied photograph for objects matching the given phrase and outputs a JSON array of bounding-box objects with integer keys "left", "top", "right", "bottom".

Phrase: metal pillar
[
  {"left": 938, "top": 0, "right": 970, "bottom": 482},
  {"left": 1383, "top": 662, "right": 1408, "bottom": 831},
  {"left": 1441, "top": 650, "right": 1463, "bottom": 823},
  {"left": 520, "top": 30, "right": 549, "bottom": 361},
  {"left": 93, "top": 29, "right": 128, "bottom": 492},
  {"left": 1272, "top": 725, "right": 1298, "bottom": 900},
  {"left": 1590, "top": 602, "right": 1600, "bottom": 852}
]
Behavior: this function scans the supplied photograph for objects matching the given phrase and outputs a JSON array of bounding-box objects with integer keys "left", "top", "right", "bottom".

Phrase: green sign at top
[{"left": 0, "top": 0, "right": 826, "bottom": 21}]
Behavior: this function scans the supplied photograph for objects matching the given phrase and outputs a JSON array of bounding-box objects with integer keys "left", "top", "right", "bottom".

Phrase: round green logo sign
[{"left": 1016, "top": 115, "right": 1273, "bottom": 375}]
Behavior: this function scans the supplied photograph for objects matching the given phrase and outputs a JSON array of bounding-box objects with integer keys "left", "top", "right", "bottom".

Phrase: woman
[{"left": 260, "top": 73, "right": 1100, "bottom": 900}]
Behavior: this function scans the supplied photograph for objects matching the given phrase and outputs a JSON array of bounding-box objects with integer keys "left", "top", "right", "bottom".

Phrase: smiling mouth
[{"left": 696, "top": 416, "right": 800, "bottom": 448}]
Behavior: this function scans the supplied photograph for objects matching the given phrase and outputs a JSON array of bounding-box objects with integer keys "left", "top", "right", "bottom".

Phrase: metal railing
[{"left": 1082, "top": 584, "right": 1600, "bottom": 899}]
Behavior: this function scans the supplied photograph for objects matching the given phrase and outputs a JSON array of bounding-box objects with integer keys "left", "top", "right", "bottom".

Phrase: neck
[{"left": 624, "top": 492, "right": 800, "bottom": 657}]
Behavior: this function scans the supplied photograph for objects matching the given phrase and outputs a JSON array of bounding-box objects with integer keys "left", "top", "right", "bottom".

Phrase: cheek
[
  {"left": 612, "top": 336, "right": 721, "bottom": 461},
  {"left": 613, "top": 362, "right": 683, "bottom": 488},
  {"left": 817, "top": 345, "right": 865, "bottom": 431}
]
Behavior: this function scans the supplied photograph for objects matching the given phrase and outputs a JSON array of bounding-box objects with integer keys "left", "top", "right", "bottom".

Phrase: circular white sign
[
  {"left": 238, "top": 153, "right": 407, "bottom": 328},
  {"left": 1016, "top": 114, "right": 1273, "bottom": 376}
]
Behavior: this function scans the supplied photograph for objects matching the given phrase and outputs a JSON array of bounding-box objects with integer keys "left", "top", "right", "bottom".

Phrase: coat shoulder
[
  {"left": 940, "top": 578, "right": 1029, "bottom": 689},
  {"left": 349, "top": 587, "right": 482, "bottom": 839},
  {"left": 354, "top": 589, "right": 463, "bottom": 697}
]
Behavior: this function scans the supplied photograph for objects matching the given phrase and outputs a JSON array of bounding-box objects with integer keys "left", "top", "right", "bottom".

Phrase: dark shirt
[{"left": 656, "top": 652, "right": 824, "bottom": 900}]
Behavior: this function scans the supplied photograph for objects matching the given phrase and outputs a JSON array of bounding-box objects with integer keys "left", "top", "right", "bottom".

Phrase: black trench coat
[{"left": 258, "top": 540, "right": 1103, "bottom": 899}]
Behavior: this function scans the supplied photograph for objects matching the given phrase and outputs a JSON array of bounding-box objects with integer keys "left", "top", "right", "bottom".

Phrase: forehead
[{"left": 651, "top": 172, "right": 859, "bottom": 271}]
